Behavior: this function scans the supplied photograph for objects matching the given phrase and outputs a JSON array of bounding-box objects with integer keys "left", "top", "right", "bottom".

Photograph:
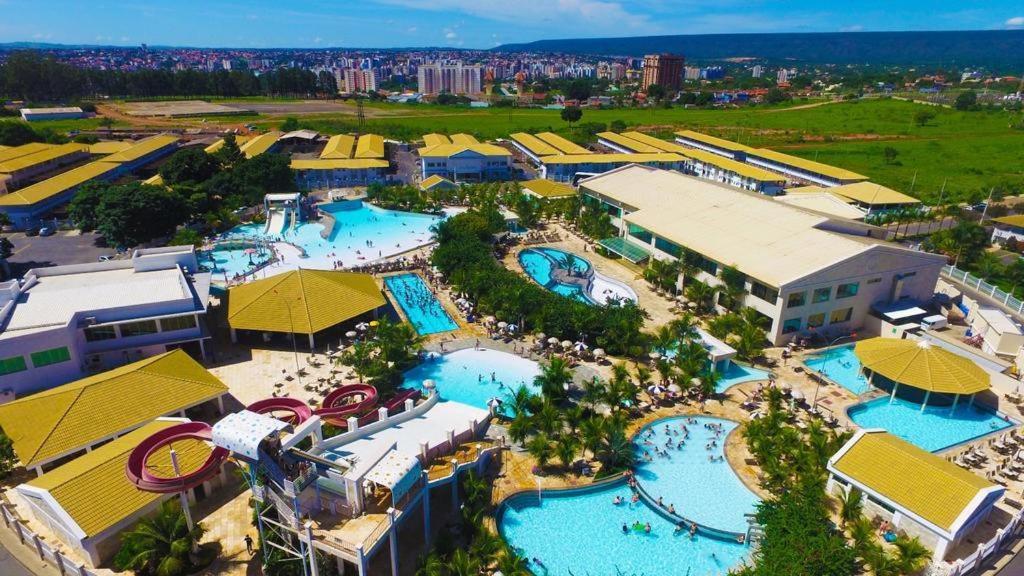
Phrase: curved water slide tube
[
  {"left": 247, "top": 397, "right": 314, "bottom": 425},
  {"left": 314, "top": 383, "right": 379, "bottom": 427},
  {"left": 124, "top": 422, "right": 230, "bottom": 494}
]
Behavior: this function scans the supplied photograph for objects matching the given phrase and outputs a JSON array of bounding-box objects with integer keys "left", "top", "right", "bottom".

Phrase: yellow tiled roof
[
  {"left": 681, "top": 148, "right": 788, "bottom": 182},
  {"left": 509, "top": 133, "right": 561, "bottom": 156},
  {"left": 993, "top": 215, "right": 1024, "bottom": 228},
  {"left": 619, "top": 131, "right": 690, "bottom": 154},
  {"left": 419, "top": 175, "right": 457, "bottom": 191},
  {"left": 0, "top": 350, "right": 227, "bottom": 468},
  {"left": 204, "top": 135, "right": 250, "bottom": 154},
  {"left": 320, "top": 134, "right": 356, "bottom": 159},
  {"left": 747, "top": 147, "right": 868, "bottom": 182},
  {"left": 417, "top": 143, "right": 511, "bottom": 158},
  {"left": 88, "top": 141, "right": 134, "bottom": 155},
  {"left": 449, "top": 133, "right": 479, "bottom": 146},
  {"left": 239, "top": 132, "right": 282, "bottom": 158},
  {"left": 854, "top": 337, "right": 989, "bottom": 394},
  {"left": 290, "top": 158, "right": 389, "bottom": 170},
  {"left": 0, "top": 143, "right": 88, "bottom": 173},
  {"left": 0, "top": 160, "right": 119, "bottom": 207},
  {"left": 226, "top": 269, "right": 386, "bottom": 334},
  {"left": 0, "top": 143, "right": 54, "bottom": 163},
  {"left": 354, "top": 134, "right": 385, "bottom": 159},
  {"left": 143, "top": 173, "right": 165, "bottom": 186},
  {"left": 597, "top": 132, "right": 662, "bottom": 153},
  {"left": 832, "top": 430, "right": 996, "bottom": 531},
  {"left": 828, "top": 181, "right": 920, "bottom": 206},
  {"left": 675, "top": 130, "right": 754, "bottom": 153},
  {"left": 535, "top": 132, "right": 591, "bottom": 155},
  {"left": 99, "top": 135, "right": 179, "bottom": 163},
  {"left": 522, "top": 179, "right": 576, "bottom": 198},
  {"left": 539, "top": 153, "right": 684, "bottom": 165},
  {"left": 422, "top": 133, "right": 451, "bottom": 148},
  {"left": 25, "top": 420, "right": 212, "bottom": 537}
]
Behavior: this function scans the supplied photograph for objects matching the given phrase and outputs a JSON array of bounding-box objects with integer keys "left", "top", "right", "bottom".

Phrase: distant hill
[{"left": 493, "top": 30, "right": 1024, "bottom": 70}]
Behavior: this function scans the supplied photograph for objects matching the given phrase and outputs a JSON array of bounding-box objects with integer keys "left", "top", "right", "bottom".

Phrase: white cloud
[
  {"left": 1007, "top": 16, "right": 1024, "bottom": 27},
  {"left": 313, "top": 36, "right": 323, "bottom": 44},
  {"left": 31, "top": 32, "right": 52, "bottom": 40},
  {"left": 444, "top": 28, "right": 458, "bottom": 39}
]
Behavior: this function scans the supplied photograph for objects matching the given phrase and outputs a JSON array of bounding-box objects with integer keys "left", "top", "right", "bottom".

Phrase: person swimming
[{"left": 622, "top": 523, "right": 629, "bottom": 534}]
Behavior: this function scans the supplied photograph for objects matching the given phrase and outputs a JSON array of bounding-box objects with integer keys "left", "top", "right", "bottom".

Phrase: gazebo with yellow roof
[{"left": 854, "top": 337, "right": 990, "bottom": 412}]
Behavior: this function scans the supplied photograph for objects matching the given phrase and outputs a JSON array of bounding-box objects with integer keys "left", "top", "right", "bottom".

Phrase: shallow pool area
[
  {"left": 804, "top": 345, "right": 870, "bottom": 395},
  {"left": 402, "top": 348, "right": 541, "bottom": 414},
  {"left": 202, "top": 201, "right": 447, "bottom": 279},
  {"left": 518, "top": 247, "right": 637, "bottom": 305},
  {"left": 383, "top": 274, "right": 457, "bottom": 335},
  {"left": 499, "top": 416, "right": 757, "bottom": 575},
  {"left": 634, "top": 416, "right": 760, "bottom": 534},
  {"left": 847, "top": 396, "right": 1014, "bottom": 452}
]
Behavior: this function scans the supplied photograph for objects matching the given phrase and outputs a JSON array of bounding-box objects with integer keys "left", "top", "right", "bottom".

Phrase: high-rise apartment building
[
  {"left": 417, "top": 62, "right": 483, "bottom": 95},
  {"left": 752, "top": 65, "right": 764, "bottom": 78},
  {"left": 684, "top": 66, "right": 701, "bottom": 81},
  {"left": 342, "top": 68, "right": 377, "bottom": 93},
  {"left": 641, "top": 53, "right": 685, "bottom": 91}
]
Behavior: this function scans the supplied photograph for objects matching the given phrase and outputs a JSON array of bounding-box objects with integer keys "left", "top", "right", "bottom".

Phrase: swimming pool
[
  {"left": 402, "top": 348, "right": 541, "bottom": 414},
  {"left": 804, "top": 345, "right": 870, "bottom": 395},
  {"left": 383, "top": 274, "right": 457, "bottom": 335},
  {"left": 716, "top": 363, "right": 772, "bottom": 393},
  {"left": 202, "top": 200, "right": 447, "bottom": 278},
  {"left": 518, "top": 247, "right": 637, "bottom": 305},
  {"left": 634, "top": 416, "right": 760, "bottom": 534},
  {"left": 848, "top": 396, "right": 1014, "bottom": 452}
]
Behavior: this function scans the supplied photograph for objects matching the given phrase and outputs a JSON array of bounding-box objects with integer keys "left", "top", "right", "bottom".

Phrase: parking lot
[{"left": 4, "top": 230, "right": 115, "bottom": 278}]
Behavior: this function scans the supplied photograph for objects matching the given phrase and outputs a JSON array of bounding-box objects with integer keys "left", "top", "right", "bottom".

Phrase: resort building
[
  {"left": 540, "top": 153, "right": 686, "bottom": 183},
  {"left": 774, "top": 191, "right": 868, "bottom": 220},
  {"left": 417, "top": 133, "right": 512, "bottom": 182},
  {"left": 290, "top": 133, "right": 391, "bottom": 189},
  {"left": 0, "top": 349, "right": 227, "bottom": 475},
  {"left": 969, "top": 308, "right": 1024, "bottom": 359},
  {"left": 674, "top": 130, "right": 753, "bottom": 160},
  {"left": 532, "top": 132, "right": 592, "bottom": 155},
  {"left": 989, "top": 215, "right": 1024, "bottom": 245},
  {"left": 0, "top": 245, "right": 212, "bottom": 395},
  {"left": 240, "top": 131, "right": 283, "bottom": 159},
  {"left": 0, "top": 143, "right": 91, "bottom": 190},
  {"left": 521, "top": 179, "right": 576, "bottom": 200},
  {"left": 579, "top": 165, "right": 946, "bottom": 345},
  {"left": 508, "top": 132, "right": 562, "bottom": 165},
  {"left": 87, "top": 141, "right": 135, "bottom": 156},
  {"left": 786, "top": 182, "right": 920, "bottom": 213},
  {"left": 13, "top": 418, "right": 227, "bottom": 566},
  {"left": 98, "top": 134, "right": 180, "bottom": 174},
  {"left": 418, "top": 174, "right": 458, "bottom": 193},
  {"left": 225, "top": 269, "right": 386, "bottom": 349},
  {"left": 19, "top": 107, "right": 87, "bottom": 122},
  {"left": 827, "top": 429, "right": 1005, "bottom": 561}
]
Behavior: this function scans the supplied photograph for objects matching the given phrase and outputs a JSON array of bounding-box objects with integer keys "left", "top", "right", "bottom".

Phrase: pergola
[{"left": 854, "top": 337, "right": 990, "bottom": 412}]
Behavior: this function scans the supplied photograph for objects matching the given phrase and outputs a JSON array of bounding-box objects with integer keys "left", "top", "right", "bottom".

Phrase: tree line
[{"left": 0, "top": 51, "right": 332, "bottom": 102}]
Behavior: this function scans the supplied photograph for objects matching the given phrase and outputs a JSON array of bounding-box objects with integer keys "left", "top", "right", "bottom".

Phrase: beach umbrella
[
  {"left": 561, "top": 340, "right": 573, "bottom": 349},
  {"left": 487, "top": 397, "right": 503, "bottom": 409},
  {"left": 668, "top": 383, "right": 682, "bottom": 394},
  {"left": 791, "top": 389, "right": 805, "bottom": 401},
  {"left": 356, "top": 322, "right": 369, "bottom": 331},
  {"left": 536, "top": 333, "right": 546, "bottom": 341},
  {"left": 573, "top": 341, "right": 588, "bottom": 352},
  {"left": 507, "top": 324, "right": 518, "bottom": 333},
  {"left": 548, "top": 337, "right": 560, "bottom": 345},
  {"left": 649, "top": 351, "right": 662, "bottom": 360},
  {"left": 647, "top": 384, "right": 666, "bottom": 395},
  {"left": 422, "top": 379, "right": 436, "bottom": 391},
  {"left": 593, "top": 348, "right": 606, "bottom": 358},
  {"left": 483, "top": 316, "right": 496, "bottom": 324},
  {"left": 497, "top": 321, "right": 508, "bottom": 329},
  {"left": 345, "top": 331, "right": 358, "bottom": 339},
  {"left": 690, "top": 377, "right": 702, "bottom": 388},
  {"left": 369, "top": 320, "right": 379, "bottom": 328}
]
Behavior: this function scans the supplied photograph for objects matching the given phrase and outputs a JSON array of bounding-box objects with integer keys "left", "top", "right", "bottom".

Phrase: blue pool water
[
  {"left": 848, "top": 396, "right": 1014, "bottom": 452},
  {"left": 383, "top": 274, "right": 457, "bottom": 335},
  {"left": 716, "top": 363, "right": 771, "bottom": 392},
  {"left": 634, "top": 417, "right": 760, "bottom": 533},
  {"left": 804, "top": 345, "right": 870, "bottom": 395},
  {"left": 201, "top": 201, "right": 447, "bottom": 278},
  {"left": 518, "top": 247, "right": 592, "bottom": 303},
  {"left": 402, "top": 348, "right": 541, "bottom": 414}
]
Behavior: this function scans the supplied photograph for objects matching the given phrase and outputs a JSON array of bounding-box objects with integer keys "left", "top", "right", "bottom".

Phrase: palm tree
[
  {"left": 837, "top": 488, "right": 863, "bottom": 527},
  {"left": 865, "top": 544, "right": 900, "bottom": 576},
  {"left": 581, "top": 377, "right": 606, "bottom": 410},
  {"left": 849, "top": 516, "right": 876, "bottom": 557},
  {"left": 654, "top": 358, "right": 676, "bottom": 386},
  {"left": 562, "top": 404, "right": 585, "bottom": 434},
  {"left": 739, "top": 306, "right": 770, "bottom": 330},
  {"left": 527, "top": 433, "right": 554, "bottom": 468},
  {"left": 596, "top": 426, "right": 634, "bottom": 471},
  {"left": 505, "top": 384, "right": 536, "bottom": 419},
  {"left": 554, "top": 435, "right": 579, "bottom": 471},
  {"left": 699, "top": 369, "right": 720, "bottom": 398},
  {"left": 893, "top": 535, "right": 931, "bottom": 575},
  {"left": 461, "top": 470, "right": 490, "bottom": 510},
  {"left": 114, "top": 500, "right": 205, "bottom": 576},
  {"left": 684, "top": 281, "right": 718, "bottom": 315},
  {"left": 534, "top": 401, "right": 562, "bottom": 436},
  {"left": 495, "top": 544, "right": 531, "bottom": 576},
  {"left": 508, "top": 412, "right": 532, "bottom": 445},
  {"left": 634, "top": 364, "right": 653, "bottom": 391},
  {"left": 673, "top": 340, "right": 708, "bottom": 383},
  {"left": 468, "top": 530, "right": 503, "bottom": 565},
  {"left": 415, "top": 552, "right": 446, "bottom": 576},
  {"left": 535, "top": 357, "right": 573, "bottom": 400},
  {"left": 652, "top": 324, "right": 676, "bottom": 354},
  {"left": 733, "top": 323, "right": 767, "bottom": 363},
  {"left": 579, "top": 416, "right": 604, "bottom": 459},
  {"left": 447, "top": 549, "right": 480, "bottom": 576}
]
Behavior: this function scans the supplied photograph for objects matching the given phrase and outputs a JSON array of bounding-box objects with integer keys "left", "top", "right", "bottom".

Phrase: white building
[
  {"left": 0, "top": 246, "right": 212, "bottom": 397},
  {"left": 417, "top": 62, "right": 483, "bottom": 95},
  {"left": 580, "top": 165, "right": 946, "bottom": 345},
  {"left": 343, "top": 68, "right": 378, "bottom": 93},
  {"left": 969, "top": 307, "right": 1024, "bottom": 359},
  {"left": 19, "top": 107, "right": 86, "bottom": 122}
]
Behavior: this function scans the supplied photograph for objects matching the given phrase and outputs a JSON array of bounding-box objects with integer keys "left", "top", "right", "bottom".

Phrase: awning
[
  {"left": 599, "top": 236, "right": 651, "bottom": 263},
  {"left": 212, "top": 410, "right": 289, "bottom": 460},
  {"left": 365, "top": 450, "right": 422, "bottom": 499},
  {"left": 854, "top": 337, "right": 990, "bottom": 395}
]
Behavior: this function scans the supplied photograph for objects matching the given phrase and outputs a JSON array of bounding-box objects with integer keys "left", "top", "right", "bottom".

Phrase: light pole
[
  {"left": 274, "top": 288, "right": 303, "bottom": 387},
  {"left": 812, "top": 333, "right": 857, "bottom": 407}
]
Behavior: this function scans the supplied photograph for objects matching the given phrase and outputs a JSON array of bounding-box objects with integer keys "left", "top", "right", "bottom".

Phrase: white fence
[
  {"left": 942, "top": 265, "right": 1024, "bottom": 318},
  {"left": 938, "top": 510, "right": 1024, "bottom": 576},
  {"left": 0, "top": 502, "right": 99, "bottom": 576}
]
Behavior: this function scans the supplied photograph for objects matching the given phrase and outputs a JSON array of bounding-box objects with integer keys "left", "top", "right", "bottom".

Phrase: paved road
[{"left": 0, "top": 546, "right": 35, "bottom": 576}]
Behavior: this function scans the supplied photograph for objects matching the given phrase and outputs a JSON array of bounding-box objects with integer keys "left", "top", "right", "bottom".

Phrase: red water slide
[
  {"left": 247, "top": 397, "right": 314, "bottom": 425},
  {"left": 314, "top": 383, "right": 379, "bottom": 426},
  {"left": 124, "top": 422, "right": 229, "bottom": 494}
]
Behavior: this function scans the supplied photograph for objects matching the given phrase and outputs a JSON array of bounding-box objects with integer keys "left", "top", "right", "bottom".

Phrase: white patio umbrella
[
  {"left": 536, "top": 332, "right": 546, "bottom": 341},
  {"left": 573, "top": 341, "right": 588, "bottom": 352},
  {"left": 649, "top": 351, "right": 662, "bottom": 360},
  {"left": 668, "top": 383, "right": 682, "bottom": 394},
  {"left": 548, "top": 337, "right": 561, "bottom": 345},
  {"left": 507, "top": 324, "right": 518, "bottom": 333},
  {"left": 483, "top": 316, "right": 496, "bottom": 324},
  {"left": 647, "top": 384, "right": 666, "bottom": 395},
  {"left": 497, "top": 321, "right": 508, "bottom": 329},
  {"left": 356, "top": 322, "right": 369, "bottom": 331},
  {"left": 791, "top": 389, "right": 805, "bottom": 401},
  {"left": 422, "top": 379, "right": 436, "bottom": 391},
  {"left": 345, "top": 331, "right": 358, "bottom": 338},
  {"left": 561, "top": 340, "right": 573, "bottom": 349},
  {"left": 593, "top": 348, "right": 606, "bottom": 358}
]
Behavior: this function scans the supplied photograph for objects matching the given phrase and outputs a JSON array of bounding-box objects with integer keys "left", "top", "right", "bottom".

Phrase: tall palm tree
[
  {"left": 837, "top": 488, "right": 863, "bottom": 527},
  {"left": 893, "top": 535, "right": 931, "bottom": 575},
  {"left": 534, "top": 401, "right": 562, "bottom": 436},
  {"left": 495, "top": 544, "right": 531, "bottom": 576},
  {"left": 581, "top": 376, "right": 606, "bottom": 410},
  {"left": 415, "top": 552, "right": 446, "bottom": 576},
  {"left": 733, "top": 323, "right": 767, "bottom": 363},
  {"left": 508, "top": 412, "right": 532, "bottom": 445},
  {"left": 114, "top": 500, "right": 205, "bottom": 576},
  {"left": 505, "top": 384, "right": 536, "bottom": 419},
  {"left": 527, "top": 433, "right": 554, "bottom": 468},
  {"left": 866, "top": 544, "right": 900, "bottom": 576},
  {"left": 535, "top": 357, "right": 573, "bottom": 400},
  {"left": 579, "top": 416, "right": 604, "bottom": 458},
  {"left": 849, "top": 516, "right": 876, "bottom": 557},
  {"left": 596, "top": 426, "right": 634, "bottom": 470},
  {"left": 447, "top": 549, "right": 481, "bottom": 576},
  {"left": 684, "top": 281, "right": 718, "bottom": 316},
  {"left": 554, "top": 435, "right": 579, "bottom": 471},
  {"left": 634, "top": 364, "right": 653, "bottom": 391}
]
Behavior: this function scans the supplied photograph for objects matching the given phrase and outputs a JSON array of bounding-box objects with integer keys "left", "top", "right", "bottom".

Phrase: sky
[{"left": 0, "top": 0, "right": 1022, "bottom": 49}]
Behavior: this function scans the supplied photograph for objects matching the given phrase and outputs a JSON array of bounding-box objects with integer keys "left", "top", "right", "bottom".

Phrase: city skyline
[{"left": 0, "top": 0, "right": 1022, "bottom": 50}]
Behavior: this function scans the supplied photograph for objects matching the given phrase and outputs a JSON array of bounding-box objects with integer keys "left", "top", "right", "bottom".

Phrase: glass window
[
  {"left": 836, "top": 282, "right": 859, "bottom": 299},
  {"left": 627, "top": 224, "right": 653, "bottom": 244},
  {"left": 751, "top": 282, "right": 779, "bottom": 304},
  {"left": 119, "top": 320, "right": 159, "bottom": 338},
  {"left": 782, "top": 317, "right": 802, "bottom": 334},
  {"left": 84, "top": 325, "right": 117, "bottom": 342},
  {"left": 160, "top": 315, "right": 197, "bottom": 332},
  {"left": 654, "top": 236, "right": 682, "bottom": 258},
  {"left": 807, "top": 313, "right": 826, "bottom": 328},
  {"left": 866, "top": 277, "right": 882, "bottom": 285},
  {"left": 829, "top": 307, "right": 853, "bottom": 324},
  {"left": 0, "top": 356, "right": 27, "bottom": 375},
  {"left": 30, "top": 347, "right": 71, "bottom": 368},
  {"left": 812, "top": 287, "right": 831, "bottom": 303},
  {"left": 787, "top": 292, "right": 806, "bottom": 308}
]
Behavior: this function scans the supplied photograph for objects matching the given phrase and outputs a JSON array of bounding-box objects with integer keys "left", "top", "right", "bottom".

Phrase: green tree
[
  {"left": 554, "top": 435, "right": 579, "bottom": 471},
  {"left": 765, "top": 87, "right": 790, "bottom": 104},
  {"left": 0, "top": 121, "right": 40, "bottom": 146},
  {"left": 565, "top": 78, "right": 592, "bottom": 102},
  {"left": 169, "top": 228, "right": 204, "bottom": 248},
  {"left": 535, "top": 357, "right": 573, "bottom": 400},
  {"left": 883, "top": 146, "right": 899, "bottom": 165},
  {"left": 913, "top": 109, "right": 936, "bottom": 127},
  {"left": 837, "top": 488, "right": 863, "bottom": 527},
  {"left": 646, "top": 84, "right": 666, "bottom": 102},
  {"left": 160, "top": 147, "right": 219, "bottom": 185},
  {"left": 893, "top": 535, "right": 931, "bottom": 575},
  {"left": 0, "top": 428, "right": 16, "bottom": 479},
  {"left": 93, "top": 183, "right": 189, "bottom": 248},
  {"left": 113, "top": 500, "right": 206, "bottom": 576},
  {"left": 0, "top": 237, "right": 13, "bottom": 261},
  {"left": 609, "top": 119, "right": 628, "bottom": 132},
  {"left": 560, "top": 106, "right": 583, "bottom": 130},
  {"left": 67, "top": 181, "right": 107, "bottom": 231},
  {"left": 214, "top": 133, "right": 245, "bottom": 168},
  {"left": 954, "top": 90, "right": 977, "bottom": 111},
  {"left": 279, "top": 116, "right": 300, "bottom": 131},
  {"left": 526, "top": 433, "right": 553, "bottom": 468}
]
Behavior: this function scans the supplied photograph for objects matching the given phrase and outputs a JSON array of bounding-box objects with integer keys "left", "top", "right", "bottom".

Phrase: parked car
[
  {"left": 98, "top": 255, "right": 114, "bottom": 262},
  {"left": 25, "top": 226, "right": 40, "bottom": 236},
  {"left": 38, "top": 226, "right": 55, "bottom": 236}
]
